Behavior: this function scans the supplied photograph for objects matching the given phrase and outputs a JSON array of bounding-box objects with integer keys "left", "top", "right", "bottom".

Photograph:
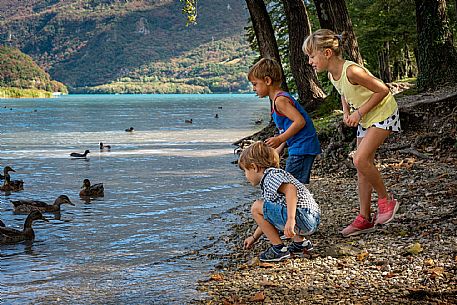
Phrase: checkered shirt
[{"left": 260, "top": 168, "right": 320, "bottom": 213}]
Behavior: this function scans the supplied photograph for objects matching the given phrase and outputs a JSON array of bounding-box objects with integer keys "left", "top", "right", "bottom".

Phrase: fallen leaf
[
  {"left": 428, "top": 267, "right": 445, "bottom": 277},
  {"left": 356, "top": 251, "right": 369, "bottom": 261},
  {"left": 424, "top": 258, "right": 435, "bottom": 266},
  {"left": 260, "top": 279, "right": 278, "bottom": 287},
  {"left": 406, "top": 242, "right": 423, "bottom": 255},
  {"left": 259, "top": 262, "right": 275, "bottom": 268},
  {"left": 250, "top": 291, "right": 265, "bottom": 302},
  {"left": 210, "top": 274, "right": 224, "bottom": 281},
  {"left": 384, "top": 272, "right": 396, "bottom": 278},
  {"left": 248, "top": 257, "right": 260, "bottom": 267}
]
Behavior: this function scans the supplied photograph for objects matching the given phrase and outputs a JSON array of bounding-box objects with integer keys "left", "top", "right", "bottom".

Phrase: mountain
[
  {"left": 0, "top": 0, "right": 254, "bottom": 93},
  {"left": 0, "top": 45, "right": 67, "bottom": 93}
]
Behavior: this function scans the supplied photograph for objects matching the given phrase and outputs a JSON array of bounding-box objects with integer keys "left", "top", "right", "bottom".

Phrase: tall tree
[
  {"left": 245, "top": 0, "right": 289, "bottom": 91},
  {"left": 415, "top": 0, "right": 457, "bottom": 90},
  {"left": 281, "top": 0, "right": 325, "bottom": 111},
  {"left": 313, "top": 0, "right": 363, "bottom": 65}
]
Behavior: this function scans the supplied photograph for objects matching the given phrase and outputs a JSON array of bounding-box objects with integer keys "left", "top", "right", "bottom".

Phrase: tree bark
[
  {"left": 281, "top": 0, "right": 325, "bottom": 112},
  {"left": 415, "top": 0, "right": 457, "bottom": 91},
  {"left": 245, "top": 0, "right": 288, "bottom": 91},
  {"left": 378, "top": 41, "right": 392, "bottom": 83},
  {"left": 312, "top": 0, "right": 363, "bottom": 65}
]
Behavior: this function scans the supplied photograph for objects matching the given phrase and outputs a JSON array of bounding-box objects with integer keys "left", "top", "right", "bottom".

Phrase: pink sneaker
[
  {"left": 341, "top": 214, "right": 376, "bottom": 237},
  {"left": 375, "top": 194, "right": 400, "bottom": 225}
]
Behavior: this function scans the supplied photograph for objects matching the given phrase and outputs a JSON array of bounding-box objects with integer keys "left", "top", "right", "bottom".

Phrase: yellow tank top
[{"left": 329, "top": 60, "right": 397, "bottom": 128}]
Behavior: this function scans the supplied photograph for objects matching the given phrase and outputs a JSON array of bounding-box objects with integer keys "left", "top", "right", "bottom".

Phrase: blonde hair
[
  {"left": 238, "top": 141, "right": 280, "bottom": 170},
  {"left": 247, "top": 58, "right": 283, "bottom": 84},
  {"left": 303, "top": 29, "right": 347, "bottom": 57}
]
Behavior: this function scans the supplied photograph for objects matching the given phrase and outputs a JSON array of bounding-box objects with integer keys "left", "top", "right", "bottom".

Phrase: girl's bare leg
[
  {"left": 251, "top": 199, "right": 282, "bottom": 245},
  {"left": 354, "top": 128, "right": 391, "bottom": 218}
]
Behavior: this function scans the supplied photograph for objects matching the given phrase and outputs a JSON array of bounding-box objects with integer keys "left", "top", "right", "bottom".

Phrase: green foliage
[
  {"left": 75, "top": 36, "right": 255, "bottom": 94},
  {"left": 0, "top": 87, "right": 53, "bottom": 98},
  {"left": 180, "top": 0, "right": 198, "bottom": 25},
  {"left": 0, "top": 0, "right": 250, "bottom": 93},
  {"left": 347, "top": 0, "right": 417, "bottom": 78},
  {"left": 0, "top": 45, "right": 67, "bottom": 93}
]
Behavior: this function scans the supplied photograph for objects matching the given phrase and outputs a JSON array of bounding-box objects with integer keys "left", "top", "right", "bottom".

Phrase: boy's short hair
[
  {"left": 238, "top": 141, "right": 280, "bottom": 170},
  {"left": 247, "top": 58, "right": 283, "bottom": 84}
]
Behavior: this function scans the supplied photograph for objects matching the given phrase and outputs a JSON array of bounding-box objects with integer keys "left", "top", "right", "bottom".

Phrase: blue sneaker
[
  {"left": 259, "top": 245, "right": 290, "bottom": 262},
  {"left": 288, "top": 240, "right": 313, "bottom": 256}
]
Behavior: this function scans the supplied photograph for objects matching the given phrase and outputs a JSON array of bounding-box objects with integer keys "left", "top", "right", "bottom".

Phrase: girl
[{"left": 303, "top": 29, "right": 400, "bottom": 237}]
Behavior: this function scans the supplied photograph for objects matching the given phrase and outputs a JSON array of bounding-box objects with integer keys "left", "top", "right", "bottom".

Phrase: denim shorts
[
  {"left": 263, "top": 200, "right": 320, "bottom": 236},
  {"left": 285, "top": 154, "right": 316, "bottom": 184}
]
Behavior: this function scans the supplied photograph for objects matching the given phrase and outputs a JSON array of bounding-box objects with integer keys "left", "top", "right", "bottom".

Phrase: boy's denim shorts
[
  {"left": 263, "top": 200, "right": 320, "bottom": 236},
  {"left": 286, "top": 154, "right": 316, "bottom": 184}
]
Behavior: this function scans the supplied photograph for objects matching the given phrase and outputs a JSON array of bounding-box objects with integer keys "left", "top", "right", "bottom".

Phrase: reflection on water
[{"left": 0, "top": 94, "right": 268, "bottom": 304}]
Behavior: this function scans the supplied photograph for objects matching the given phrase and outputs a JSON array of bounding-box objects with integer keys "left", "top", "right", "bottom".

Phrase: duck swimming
[
  {"left": 70, "top": 149, "right": 90, "bottom": 158},
  {"left": 79, "top": 179, "right": 104, "bottom": 197},
  {"left": 0, "top": 166, "right": 16, "bottom": 180},
  {"left": 0, "top": 167, "right": 24, "bottom": 192},
  {"left": 185, "top": 119, "right": 193, "bottom": 124},
  {"left": 11, "top": 195, "right": 74, "bottom": 214},
  {"left": 0, "top": 211, "right": 49, "bottom": 244},
  {"left": 125, "top": 127, "right": 134, "bottom": 132},
  {"left": 99, "top": 142, "right": 111, "bottom": 151}
]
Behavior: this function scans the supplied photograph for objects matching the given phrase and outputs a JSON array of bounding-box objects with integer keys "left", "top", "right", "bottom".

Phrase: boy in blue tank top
[{"left": 248, "top": 58, "right": 321, "bottom": 184}]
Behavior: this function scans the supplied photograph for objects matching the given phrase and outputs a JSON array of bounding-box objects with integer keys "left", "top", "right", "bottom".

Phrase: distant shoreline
[{"left": 0, "top": 87, "right": 64, "bottom": 99}]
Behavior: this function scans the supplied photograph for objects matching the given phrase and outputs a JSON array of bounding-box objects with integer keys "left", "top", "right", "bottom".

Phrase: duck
[
  {"left": 99, "top": 142, "right": 111, "bottom": 151},
  {"left": 215, "top": 113, "right": 219, "bottom": 118},
  {"left": 0, "top": 211, "right": 49, "bottom": 244},
  {"left": 79, "top": 179, "right": 104, "bottom": 197},
  {"left": 0, "top": 166, "right": 16, "bottom": 180},
  {"left": 70, "top": 149, "right": 90, "bottom": 158},
  {"left": 11, "top": 195, "right": 74, "bottom": 214},
  {"left": 0, "top": 168, "right": 24, "bottom": 192},
  {"left": 125, "top": 127, "right": 134, "bottom": 132},
  {"left": 185, "top": 119, "right": 193, "bottom": 124}
]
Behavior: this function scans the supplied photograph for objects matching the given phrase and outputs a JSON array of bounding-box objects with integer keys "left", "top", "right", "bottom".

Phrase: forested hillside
[
  {"left": 0, "top": 45, "right": 67, "bottom": 96},
  {"left": 0, "top": 0, "right": 253, "bottom": 93}
]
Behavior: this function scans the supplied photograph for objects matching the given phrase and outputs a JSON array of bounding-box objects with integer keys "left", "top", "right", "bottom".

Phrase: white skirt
[{"left": 357, "top": 108, "right": 401, "bottom": 138}]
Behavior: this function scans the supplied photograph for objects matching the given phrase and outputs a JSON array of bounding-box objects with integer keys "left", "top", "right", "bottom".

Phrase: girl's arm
[
  {"left": 345, "top": 65, "right": 391, "bottom": 127},
  {"left": 341, "top": 96, "right": 350, "bottom": 126},
  {"left": 278, "top": 182, "right": 298, "bottom": 238},
  {"left": 265, "top": 96, "right": 305, "bottom": 148}
]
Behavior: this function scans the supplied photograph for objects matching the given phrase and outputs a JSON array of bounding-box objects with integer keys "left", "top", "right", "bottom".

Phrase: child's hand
[
  {"left": 244, "top": 236, "right": 256, "bottom": 249},
  {"left": 284, "top": 220, "right": 296, "bottom": 238},
  {"left": 265, "top": 136, "right": 282, "bottom": 149},
  {"left": 346, "top": 111, "right": 360, "bottom": 127},
  {"left": 343, "top": 113, "right": 350, "bottom": 126}
]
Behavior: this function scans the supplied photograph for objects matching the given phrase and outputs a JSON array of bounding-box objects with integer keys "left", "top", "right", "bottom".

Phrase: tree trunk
[
  {"left": 415, "top": 0, "right": 457, "bottom": 91},
  {"left": 245, "top": 0, "right": 288, "bottom": 91},
  {"left": 281, "top": 0, "right": 325, "bottom": 112},
  {"left": 378, "top": 41, "right": 392, "bottom": 83},
  {"left": 313, "top": 0, "right": 363, "bottom": 65}
]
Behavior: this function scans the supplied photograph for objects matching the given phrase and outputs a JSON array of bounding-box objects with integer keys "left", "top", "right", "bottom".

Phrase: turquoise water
[{"left": 0, "top": 94, "right": 269, "bottom": 304}]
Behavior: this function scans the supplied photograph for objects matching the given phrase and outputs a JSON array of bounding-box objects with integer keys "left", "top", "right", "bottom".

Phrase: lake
[{"left": 0, "top": 94, "right": 269, "bottom": 304}]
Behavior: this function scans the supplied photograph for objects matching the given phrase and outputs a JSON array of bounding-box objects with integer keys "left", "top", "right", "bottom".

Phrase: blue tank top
[{"left": 272, "top": 92, "right": 321, "bottom": 156}]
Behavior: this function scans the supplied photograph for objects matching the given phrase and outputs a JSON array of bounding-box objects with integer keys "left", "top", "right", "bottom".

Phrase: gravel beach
[{"left": 192, "top": 105, "right": 457, "bottom": 304}]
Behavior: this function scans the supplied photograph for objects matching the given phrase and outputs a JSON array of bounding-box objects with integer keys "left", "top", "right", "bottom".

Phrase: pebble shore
[{"left": 192, "top": 129, "right": 457, "bottom": 304}]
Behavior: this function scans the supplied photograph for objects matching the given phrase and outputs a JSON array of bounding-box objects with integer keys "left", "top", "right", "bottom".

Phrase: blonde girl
[{"left": 303, "top": 29, "right": 400, "bottom": 237}]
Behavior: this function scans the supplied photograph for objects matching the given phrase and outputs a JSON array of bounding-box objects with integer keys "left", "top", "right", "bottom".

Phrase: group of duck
[{"left": 0, "top": 164, "right": 104, "bottom": 244}]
